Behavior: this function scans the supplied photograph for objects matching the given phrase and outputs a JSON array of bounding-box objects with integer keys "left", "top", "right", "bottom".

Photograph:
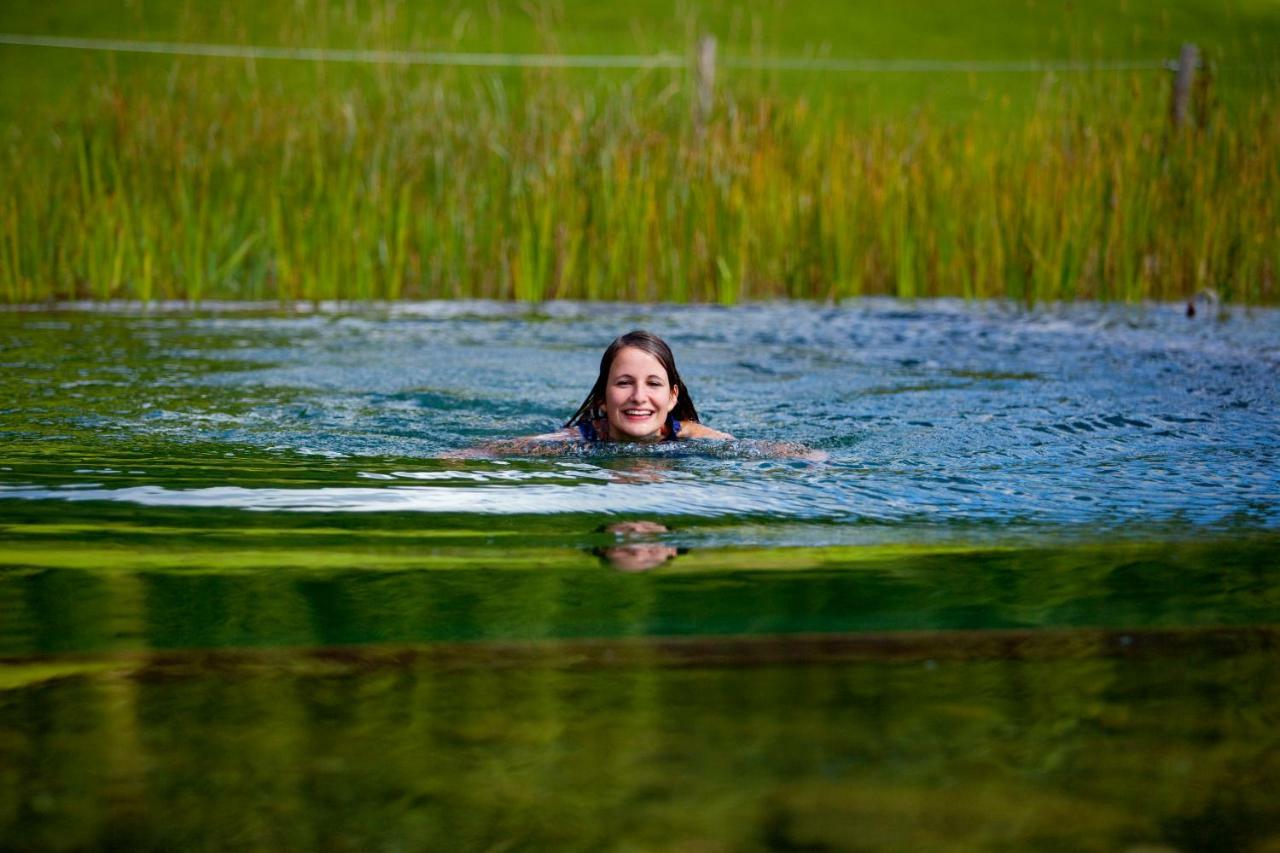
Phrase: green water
[
  {"left": 4, "top": 527, "right": 1278, "bottom": 849},
  {"left": 2, "top": 302, "right": 1278, "bottom": 849},
  {"left": 3, "top": 530, "right": 1278, "bottom": 652},
  {"left": 3, "top": 628, "right": 1278, "bottom": 851}
]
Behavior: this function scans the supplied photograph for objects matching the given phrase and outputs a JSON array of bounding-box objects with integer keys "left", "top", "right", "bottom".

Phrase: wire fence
[{"left": 0, "top": 33, "right": 1183, "bottom": 73}]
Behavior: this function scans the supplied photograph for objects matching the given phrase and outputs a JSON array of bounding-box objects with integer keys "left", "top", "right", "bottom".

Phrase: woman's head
[{"left": 565, "top": 330, "right": 701, "bottom": 438}]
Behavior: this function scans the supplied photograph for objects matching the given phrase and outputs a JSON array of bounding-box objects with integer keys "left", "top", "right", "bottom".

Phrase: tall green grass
[{"left": 1, "top": 61, "right": 1275, "bottom": 303}]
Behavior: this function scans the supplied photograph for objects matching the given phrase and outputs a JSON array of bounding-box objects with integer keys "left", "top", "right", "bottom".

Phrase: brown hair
[{"left": 564, "top": 330, "right": 701, "bottom": 428}]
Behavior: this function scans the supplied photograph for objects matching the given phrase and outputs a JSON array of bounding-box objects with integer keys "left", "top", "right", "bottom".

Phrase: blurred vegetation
[
  {"left": 0, "top": 0, "right": 1277, "bottom": 303},
  {"left": 2, "top": 527, "right": 1277, "bottom": 653},
  {"left": 1, "top": 635, "right": 1278, "bottom": 850}
]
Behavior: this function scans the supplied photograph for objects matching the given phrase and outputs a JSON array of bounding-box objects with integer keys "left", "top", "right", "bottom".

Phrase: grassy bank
[
  {"left": 5, "top": 0, "right": 1279, "bottom": 120},
  {"left": 2, "top": 66, "right": 1275, "bottom": 304},
  {"left": 0, "top": 0, "right": 1277, "bottom": 303}
]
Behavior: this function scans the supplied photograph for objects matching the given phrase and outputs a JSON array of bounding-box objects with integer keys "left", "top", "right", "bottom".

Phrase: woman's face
[{"left": 602, "top": 346, "right": 679, "bottom": 441}]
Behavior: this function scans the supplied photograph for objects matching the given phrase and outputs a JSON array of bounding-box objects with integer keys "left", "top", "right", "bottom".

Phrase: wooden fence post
[
  {"left": 1170, "top": 43, "right": 1199, "bottom": 129},
  {"left": 696, "top": 35, "right": 717, "bottom": 129}
]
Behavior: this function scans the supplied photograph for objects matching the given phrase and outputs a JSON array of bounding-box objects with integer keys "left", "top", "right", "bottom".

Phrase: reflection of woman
[
  {"left": 600, "top": 542, "right": 679, "bottom": 572},
  {"left": 550, "top": 329, "right": 733, "bottom": 444},
  {"left": 596, "top": 520, "right": 679, "bottom": 572}
]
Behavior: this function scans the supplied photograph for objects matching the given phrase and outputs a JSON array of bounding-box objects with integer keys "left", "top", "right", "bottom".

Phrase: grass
[
  {"left": 4, "top": 0, "right": 1279, "bottom": 118},
  {"left": 0, "top": 0, "right": 1277, "bottom": 303}
]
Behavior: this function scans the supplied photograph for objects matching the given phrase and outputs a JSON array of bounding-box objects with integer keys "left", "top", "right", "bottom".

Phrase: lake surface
[{"left": 2, "top": 300, "right": 1278, "bottom": 850}]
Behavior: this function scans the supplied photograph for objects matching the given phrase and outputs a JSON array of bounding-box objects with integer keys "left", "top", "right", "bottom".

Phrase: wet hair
[{"left": 564, "top": 330, "right": 701, "bottom": 428}]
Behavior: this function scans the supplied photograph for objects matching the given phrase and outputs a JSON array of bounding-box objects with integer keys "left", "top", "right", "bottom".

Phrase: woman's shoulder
[
  {"left": 529, "top": 427, "right": 583, "bottom": 442},
  {"left": 677, "top": 421, "right": 735, "bottom": 440}
]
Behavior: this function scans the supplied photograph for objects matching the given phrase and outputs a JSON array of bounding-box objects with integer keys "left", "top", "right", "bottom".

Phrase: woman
[
  {"left": 454, "top": 330, "right": 825, "bottom": 457},
  {"left": 448, "top": 330, "right": 730, "bottom": 456},
  {"left": 555, "top": 329, "right": 733, "bottom": 444}
]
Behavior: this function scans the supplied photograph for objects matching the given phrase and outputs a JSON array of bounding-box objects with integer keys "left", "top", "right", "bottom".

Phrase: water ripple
[{"left": 1, "top": 300, "right": 1277, "bottom": 534}]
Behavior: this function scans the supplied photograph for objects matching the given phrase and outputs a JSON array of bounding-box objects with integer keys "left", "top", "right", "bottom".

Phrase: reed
[{"left": 1, "top": 60, "right": 1275, "bottom": 304}]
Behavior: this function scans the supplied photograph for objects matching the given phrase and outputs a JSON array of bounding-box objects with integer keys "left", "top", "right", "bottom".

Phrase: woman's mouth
[{"left": 622, "top": 409, "right": 654, "bottom": 419}]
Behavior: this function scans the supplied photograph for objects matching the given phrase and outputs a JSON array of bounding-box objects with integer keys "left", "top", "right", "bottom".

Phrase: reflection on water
[
  {"left": 1, "top": 301, "right": 1278, "bottom": 848},
  {"left": 2, "top": 538, "right": 1277, "bottom": 655},
  {"left": 2, "top": 632, "right": 1277, "bottom": 851},
  {"left": 599, "top": 520, "right": 679, "bottom": 571},
  {"left": 599, "top": 541, "right": 679, "bottom": 571}
]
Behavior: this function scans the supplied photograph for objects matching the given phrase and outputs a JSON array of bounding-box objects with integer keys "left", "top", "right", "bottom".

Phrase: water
[{"left": 2, "top": 300, "right": 1278, "bottom": 850}]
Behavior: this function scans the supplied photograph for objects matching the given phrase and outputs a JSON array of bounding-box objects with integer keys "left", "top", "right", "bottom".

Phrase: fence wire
[{"left": 0, "top": 33, "right": 1181, "bottom": 72}]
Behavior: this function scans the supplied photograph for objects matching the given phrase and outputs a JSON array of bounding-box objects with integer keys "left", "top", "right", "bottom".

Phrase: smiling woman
[
  {"left": 446, "top": 329, "right": 831, "bottom": 460},
  {"left": 560, "top": 330, "right": 734, "bottom": 444}
]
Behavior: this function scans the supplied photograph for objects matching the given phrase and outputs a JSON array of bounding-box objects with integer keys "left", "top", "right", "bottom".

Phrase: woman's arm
[
  {"left": 680, "top": 423, "right": 826, "bottom": 460},
  {"left": 679, "top": 421, "right": 735, "bottom": 440},
  {"left": 442, "top": 429, "right": 580, "bottom": 458}
]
